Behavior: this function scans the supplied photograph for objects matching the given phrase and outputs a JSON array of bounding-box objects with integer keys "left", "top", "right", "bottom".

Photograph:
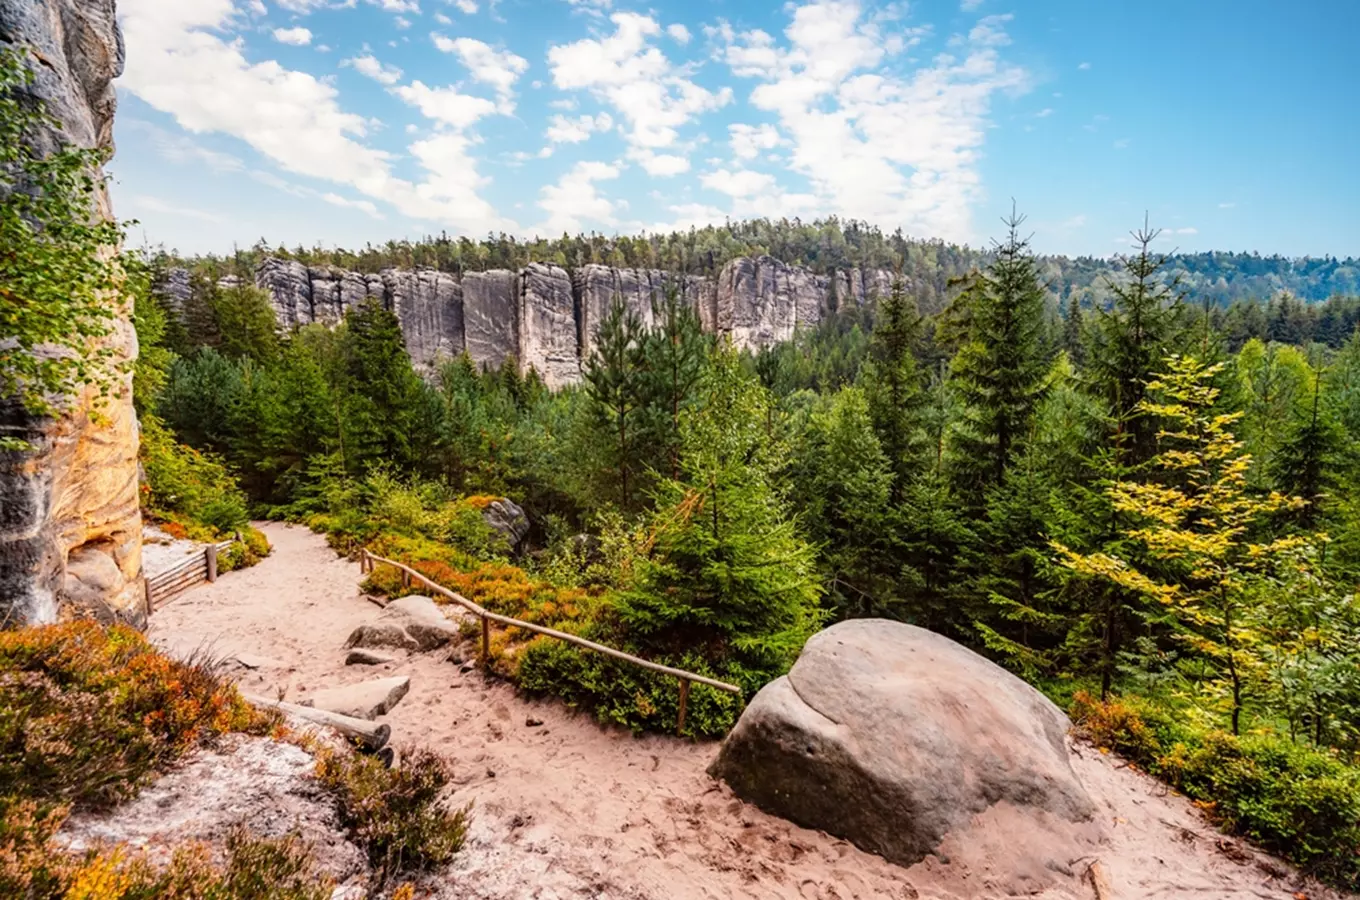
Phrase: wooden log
[
  {"left": 243, "top": 694, "right": 391, "bottom": 752},
  {"left": 1085, "top": 861, "right": 1112, "bottom": 900},
  {"left": 677, "top": 678, "right": 690, "bottom": 736},
  {"left": 374, "top": 746, "right": 396, "bottom": 769},
  {"left": 205, "top": 544, "right": 218, "bottom": 582}
]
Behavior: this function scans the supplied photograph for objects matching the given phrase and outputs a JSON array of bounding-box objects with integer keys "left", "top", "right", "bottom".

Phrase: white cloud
[
  {"left": 629, "top": 148, "right": 689, "bottom": 176},
  {"left": 1061, "top": 214, "right": 1086, "bottom": 228},
  {"left": 394, "top": 16, "right": 412, "bottom": 28},
  {"left": 394, "top": 81, "right": 499, "bottom": 128},
  {"left": 1034, "top": 107, "right": 1053, "bottom": 118},
  {"left": 1113, "top": 138, "right": 1130, "bottom": 149},
  {"left": 536, "top": 160, "right": 621, "bottom": 233},
  {"left": 701, "top": 168, "right": 776, "bottom": 197},
  {"left": 1219, "top": 202, "right": 1236, "bottom": 209},
  {"left": 652, "top": 202, "right": 725, "bottom": 231},
  {"left": 1077, "top": 61, "right": 1091, "bottom": 70},
  {"left": 711, "top": 0, "right": 1027, "bottom": 242},
  {"left": 452, "top": 0, "right": 478, "bottom": 11},
  {"left": 548, "top": 12, "right": 731, "bottom": 151},
  {"left": 549, "top": 97, "right": 578, "bottom": 110},
  {"left": 1175, "top": 227, "right": 1198, "bottom": 235},
  {"left": 320, "top": 192, "right": 385, "bottom": 219},
  {"left": 274, "top": 0, "right": 329, "bottom": 11},
  {"left": 960, "top": 0, "right": 984, "bottom": 9},
  {"left": 666, "top": 23, "right": 690, "bottom": 44},
  {"left": 343, "top": 54, "right": 404, "bottom": 85},
  {"left": 371, "top": 0, "right": 420, "bottom": 12},
  {"left": 728, "top": 122, "right": 781, "bottom": 159},
  {"left": 129, "top": 194, "right": 224, "bottom": 223},
  {"left": 272, "top": 26, "right": 313, "bottom": 46},
  {"left": 564, "top": 0, "right": 612, "bottom": 16},
  {"left": 118, "top": 0, "right": 514, "bottom": 234},
  {"left": 432, "top": 34, "right": 529, "bottom": 109},
  {"left": 545, "top": 112, "right": 614, "bottom": 144},
  {"left": 434, "top": 12, "right": 452, "bottom": 24}
]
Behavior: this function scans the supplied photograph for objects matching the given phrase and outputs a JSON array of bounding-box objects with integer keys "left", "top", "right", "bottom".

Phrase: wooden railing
[
  {"left": 360, "top": 549, "right": 742, "bottom": 734},
  {"left": 146, "top": 535, "right": 239, "bottom": 611}
]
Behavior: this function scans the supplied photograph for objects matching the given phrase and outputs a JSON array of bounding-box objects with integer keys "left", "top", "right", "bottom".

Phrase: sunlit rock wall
[{"left": 0, "top": 0, "right": 145, "bottom": 627}]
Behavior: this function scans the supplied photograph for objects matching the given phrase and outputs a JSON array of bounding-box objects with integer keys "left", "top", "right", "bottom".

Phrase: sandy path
[{"left": 149, "top": 522, "right": 1346, "bottom": 900}]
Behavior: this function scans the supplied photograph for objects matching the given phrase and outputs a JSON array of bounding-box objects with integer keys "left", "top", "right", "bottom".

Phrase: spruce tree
[
  {"left": 1063, "top": 294, "right": 1086, "bottom": 368},
  {"left": 790, "top": 386, "right": 896, "bottom": 618},
  {"left": 949, "top": 207, "right": 1050, "bottom": 494},
  {"left": 641, "top": 286, "right": 708, "bottom": 479},
  {"left": 862, "top": 276, "right": 925, "bottom": 496},
  {"left": 342, "top": 297, "right": 426, "bottom": 472},
  {"left": 1085, "top": 220, "right": 1187, "bottom": 470},
  {"left": 584, "top": 297, "right": 649, "bottom": 509},
  {"left": 618, "top": 346, "right": 823, "bottom": 678},
  {"left": 1270, "top": 368, "right": 1343, "bottom": 528}
]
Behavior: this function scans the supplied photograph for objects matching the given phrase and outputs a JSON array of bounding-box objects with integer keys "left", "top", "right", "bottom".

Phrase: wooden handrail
[{"left": 361, "top": 549, "right": 742, "bottom": 732}]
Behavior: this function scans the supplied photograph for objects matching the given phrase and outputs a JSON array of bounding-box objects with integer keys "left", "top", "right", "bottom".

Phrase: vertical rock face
[
  {"left": 383, "top": 268, "right": 463, "bottom": 374},
  {"left": 255, "top": 257, "right": 313, "bottom": 330},
  {"left": 171, "top": 255, "right": 898, "bottom": 387},
  {"left": 0, "top": 0, "right": 145, "bottom": 627},
  {"left": 519, "top": 264, "right": 579, "bottom": 389},
  {"left": 462, "top": 270, "right": 519, "bottom": 371}
]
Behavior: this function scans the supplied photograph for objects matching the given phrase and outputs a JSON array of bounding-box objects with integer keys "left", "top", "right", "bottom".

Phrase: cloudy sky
[{"left": 110, "top": 0, "right": 1360, "bottom": 259}]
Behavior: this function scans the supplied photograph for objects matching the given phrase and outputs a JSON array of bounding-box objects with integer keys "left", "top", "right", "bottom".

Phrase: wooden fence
[
  {"left": 361, "top": 549, "right": 742, "bottom": 734},
  {"left": 146, "top": 535, "right": 239, "bottom": 611}
]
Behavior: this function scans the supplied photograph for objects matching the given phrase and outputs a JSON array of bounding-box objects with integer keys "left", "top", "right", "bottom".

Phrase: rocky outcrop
[
  {"left": 1, "top": 0, "right": 145, "bottom": 627},
  {"left": 176, "top": 254, "right": 900, "bottom": 387},
  {"left": 710, "top": 619, "right": 1099, "bottom": 889},
  {"left": 481, "top": 497, "right": 530, "bottom": 552},
  {"left": 301, "top": 675, "right": 410, "bottom": 721}
]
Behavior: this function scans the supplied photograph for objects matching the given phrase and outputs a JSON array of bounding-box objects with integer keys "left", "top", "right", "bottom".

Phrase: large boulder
[
  {"left": 709, "top": 619, "right": 1100, "bottom": 887},
  {"left": 481, "top": 498, "right": 529, "bottom": 552}
]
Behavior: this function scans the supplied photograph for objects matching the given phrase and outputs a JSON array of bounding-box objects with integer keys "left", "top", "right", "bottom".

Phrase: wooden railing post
[
  {"left": 677, "top": 678, "right": 690, "bottom": 736},
  {"left": 481, "top": 615, "right": 491, "bottom": 670},
  {"left": 360, "top": 550, "right": 368, "bottom": 574},
  {"left": 205, "top": 544, "right": 218, "bottom": 583}
]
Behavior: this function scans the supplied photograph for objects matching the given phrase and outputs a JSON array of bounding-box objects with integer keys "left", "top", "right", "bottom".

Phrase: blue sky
[{"left": 110, "top": 0, "right": 1360, "bottom": 260}]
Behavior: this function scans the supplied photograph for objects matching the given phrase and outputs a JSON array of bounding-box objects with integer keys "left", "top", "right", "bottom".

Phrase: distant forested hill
[{"left": 159, "top": 217, "right": 1358, "bottom": 315}]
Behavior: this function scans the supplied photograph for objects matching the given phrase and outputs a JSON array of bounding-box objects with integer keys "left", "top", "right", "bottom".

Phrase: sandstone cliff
[
  {"left": 0, "top": 0, "right": 144, "bottom": 626},
  {"left": 190, "top": 255, "right": 899, "bottom": 387}
]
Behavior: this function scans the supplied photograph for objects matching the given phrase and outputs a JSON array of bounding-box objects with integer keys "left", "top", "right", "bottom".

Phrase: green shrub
[
  {"left": 1071, "top": 691, "right": 1360, "bottom": 889},
  {"left": 315, "top": 745, "right": 470, "bottom": 884},
  {"left": 218, "top": 525, "right": 273, "bottom": 574},
  {"left": 140, "top": 414, "right": 250, "bottom": 537}
]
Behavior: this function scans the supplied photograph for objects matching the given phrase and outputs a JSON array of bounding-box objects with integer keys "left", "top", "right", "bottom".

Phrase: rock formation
[
  {"left": 0, "top": 0, "right": 145, "bottom": 627},
  {"left": 164, "top": 255, "right": 900, "bottom": 388},
  {"left": 709, "top": 619, "right": 1100, "bottom": 891}
]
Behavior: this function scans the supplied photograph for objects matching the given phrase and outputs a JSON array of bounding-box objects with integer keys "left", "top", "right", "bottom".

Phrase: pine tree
[
  {"left": 584, "top": 297, "right": 649, "bottom": 509},
  {"left": 1085, "top": 220, "right": 1187, "bottom": 470},
  {"left": 862, "top": 277, "right": 925, "bottom": 495},
  {"left": 1056, "top": 355, "right": 1307, "bottom": 734},
  {"left": 948, "top": 208, "right": 1050, "bottom": 495},
  {"left": 213, "top": 281, "right": 279, "bottom": 363},
  {"left": 618, "top": 346, "right": 823, "bottom": 677}
]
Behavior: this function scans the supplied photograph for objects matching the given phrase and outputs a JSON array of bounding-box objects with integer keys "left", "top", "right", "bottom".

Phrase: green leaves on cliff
[{"left": 0, "top": 47, "right": 129, "bottom": 442}]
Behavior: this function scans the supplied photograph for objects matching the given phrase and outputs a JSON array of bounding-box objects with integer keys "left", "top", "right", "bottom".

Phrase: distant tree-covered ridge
[{"left": 153, "top": 217, "right": 1358, "bottom": 315}]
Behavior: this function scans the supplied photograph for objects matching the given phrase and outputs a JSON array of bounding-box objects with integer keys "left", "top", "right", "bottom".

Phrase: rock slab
[
  {"left": 302, "top": 676, "right": 410, "bottom": 721},
  {"left": 709, "top": 619, "right": 1098, "bottom": 879}
]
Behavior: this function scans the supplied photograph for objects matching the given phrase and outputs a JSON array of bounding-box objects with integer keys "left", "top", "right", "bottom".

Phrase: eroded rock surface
[
  {"left": 0, "top": 0, "right": 144, "bottom": 626},
  {"left": 709, "top": 619, "right": 1100, "bottom": 888},
  {"left": 303, "top": 675, "right": 411, "bottom": 720}
]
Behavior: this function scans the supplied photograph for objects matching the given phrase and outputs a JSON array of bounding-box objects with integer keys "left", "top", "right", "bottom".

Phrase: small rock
[
  {"left": 345, "top": 649, "right": 396, "bottom": 666},
  {"left": 459, "top": 663, "right": 475, "bottom": 674},
  {"left": 301, "top": 676, "right": 411, "bottom": 720},
  {"left": 486, "top": 768, "right": 496, "bottom": 778},
  {"left": 526, "top": 717, "right": 544, "bottom": 727}
]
